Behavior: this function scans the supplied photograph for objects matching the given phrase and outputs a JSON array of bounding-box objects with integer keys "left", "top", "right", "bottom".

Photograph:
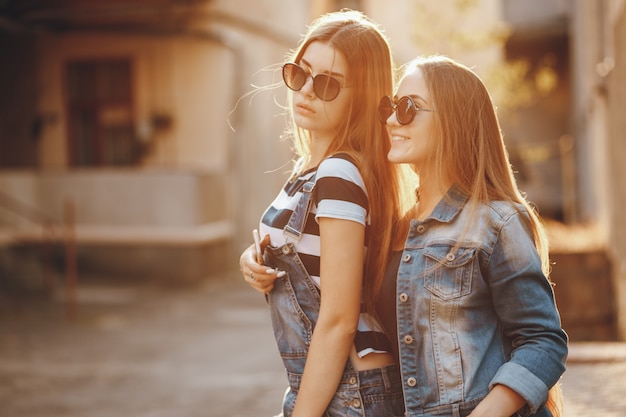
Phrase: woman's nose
[
  {"left": 387, "top": 111, "right": 400, "bottom": 126},
  {"left": 300, "top": 75, "right": 315, "bottom": 97}
]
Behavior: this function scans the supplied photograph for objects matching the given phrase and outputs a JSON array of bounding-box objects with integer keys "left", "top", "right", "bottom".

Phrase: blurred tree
[{"left": 407, "top": 0, "right": 559, "bottom": 120}]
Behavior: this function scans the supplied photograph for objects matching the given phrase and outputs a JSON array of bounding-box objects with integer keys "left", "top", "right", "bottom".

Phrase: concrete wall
[
  {"left": 607, "top": 1, "right": 626, "bottom": 339},
  {"left": 0, "top": 170, "right": 233, "bottom": 283},
  {"left": 205, "top": 0, "right": 307, "bottom": 252},
  {"left": 0, "top": 170, "right": 227, "bottom": 226},
  {"left": 551, "top": 250, "right": 616, "bottom": 341},
  {"left": 570, "top": 0, "right": 612, "bottom": 228}
]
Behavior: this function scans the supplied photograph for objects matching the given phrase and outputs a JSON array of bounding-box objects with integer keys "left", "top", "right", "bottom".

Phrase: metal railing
[{"left": 0, "top": 190, "right": 78, "bottom": 318}]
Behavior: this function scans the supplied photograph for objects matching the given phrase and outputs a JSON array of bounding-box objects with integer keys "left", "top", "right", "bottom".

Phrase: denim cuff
[{"left": 489, "top": 362, "right": 548, "bottom": 414}]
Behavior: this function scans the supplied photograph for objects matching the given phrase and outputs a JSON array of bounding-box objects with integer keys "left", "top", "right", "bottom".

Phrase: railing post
[
  {"left": 65, "top": 199, "right": 78, "bottom": 319},
  {"left": 41, "top": 222, "right": 56, "bottom": 293}
]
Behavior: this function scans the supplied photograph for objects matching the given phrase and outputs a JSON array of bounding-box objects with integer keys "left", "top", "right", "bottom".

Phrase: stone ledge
[
  {"left": 567, "top": 342, "right": 626, "bottom": 363},
  {"left": 0, "top": 220, "right": 233, "bottom": 247}
]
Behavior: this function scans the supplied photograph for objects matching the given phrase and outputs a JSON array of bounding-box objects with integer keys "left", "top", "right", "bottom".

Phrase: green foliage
[{"left": 408, "top": 0, "right": 559, "bottom": 117}]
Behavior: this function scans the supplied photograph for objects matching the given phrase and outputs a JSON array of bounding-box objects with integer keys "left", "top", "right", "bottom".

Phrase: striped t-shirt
[{"left": 259, "top": 153, "right": 391, "bottom": 357}]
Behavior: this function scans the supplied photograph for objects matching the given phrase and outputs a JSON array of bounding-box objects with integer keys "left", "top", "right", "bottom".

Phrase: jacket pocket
[{"left": 423, "top": 244, "right": 476, "bottom": 300}]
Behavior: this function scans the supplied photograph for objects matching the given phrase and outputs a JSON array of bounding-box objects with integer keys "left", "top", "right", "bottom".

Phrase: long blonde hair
[
  {"left": 402, "top": 55, "right": 549, "bottom": 272},
  {"left": 402, "top": 55, "right": 562, "bottom": 416},
  {"left": 285, "top": 10, "right": 415, "bottom": 317}
]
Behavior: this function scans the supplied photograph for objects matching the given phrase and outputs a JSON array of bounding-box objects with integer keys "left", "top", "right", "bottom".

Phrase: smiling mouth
[{"left": 391, "top": 135, "right": 410, "bottom": 142}]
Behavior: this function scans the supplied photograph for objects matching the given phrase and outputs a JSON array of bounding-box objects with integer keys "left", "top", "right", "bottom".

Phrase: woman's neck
[
  {"left": 306, "top": 133, "right": 333, "bottom": 170},
  {"left": 415, "top": 175, "right": 450, "bottom": 220}
]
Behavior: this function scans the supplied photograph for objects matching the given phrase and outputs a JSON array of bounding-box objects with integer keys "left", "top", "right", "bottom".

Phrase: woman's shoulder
[
  {"left": 319, "top": 152, "right": 358, "bottom": 167},
  {"left": 485, "top": 200, "right": 527, "bottom": 218},
  {"left": 477, "top": 200, "right": 531, "bottom": 234},
  {"left": 317, "top": 153, "right": 363, "bottom": 180},
  {"left": 446, "top": 188, "right": 524, "bottom": 221}
]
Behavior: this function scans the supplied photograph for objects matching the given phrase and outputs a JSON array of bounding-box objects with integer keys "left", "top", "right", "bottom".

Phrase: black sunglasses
[
  {"left": 282, "top": 63, "right": 348, "bottom": 101},
  {"left": 378, "top": 95, "right": 433, "bottom": 125}
]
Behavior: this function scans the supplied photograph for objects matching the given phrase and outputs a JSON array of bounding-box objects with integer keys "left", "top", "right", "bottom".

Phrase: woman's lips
[{"left": 296, "top": 102, "right": 315, "bottom": 114}]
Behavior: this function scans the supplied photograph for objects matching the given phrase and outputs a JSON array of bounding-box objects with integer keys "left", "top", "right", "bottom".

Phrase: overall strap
[{"left": 283, "top": 173, "right": 316, "bottom": 243}]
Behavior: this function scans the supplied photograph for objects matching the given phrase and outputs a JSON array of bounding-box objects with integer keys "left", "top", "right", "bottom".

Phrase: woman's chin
[{"left": 387, "top": 150, "right": 408, "bottom": 164}]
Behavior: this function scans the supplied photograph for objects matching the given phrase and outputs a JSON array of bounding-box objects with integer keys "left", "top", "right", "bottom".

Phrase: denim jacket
[{"left": 396, "top": 187, "right": 568, "bottom": 417}]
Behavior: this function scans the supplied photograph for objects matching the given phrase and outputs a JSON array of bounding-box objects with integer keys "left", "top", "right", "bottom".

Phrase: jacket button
[
  {"left": 407, "top": 377, "right": 417, "bottom": 387},
  {"left": 349, "top": 376, "right": 357, "bottom": 385},
  {"left": 352, "top": 399, "right": 361, "bottom": 408},
  {"left": 281, "top": 245, "right": 291, "bottom": 255},
  {"left": 446, "top": 252, "right": 455, "bottom": 261},
  {"left": 403, "top": 254, "right": 411, "bottom": 262},
  {"left": 403, "top": 335, "right": 414, "bottom": 344},
  {"left": 416, "top": 225, "right": 426, "bottom": 233},
  {"left": 400, "top": 293, "right": 409, "bottom": 302}
]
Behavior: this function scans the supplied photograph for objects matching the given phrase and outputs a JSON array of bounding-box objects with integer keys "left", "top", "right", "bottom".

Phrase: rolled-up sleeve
[{"left": 486, "top": 211, "right": 568, "bottom": 413}]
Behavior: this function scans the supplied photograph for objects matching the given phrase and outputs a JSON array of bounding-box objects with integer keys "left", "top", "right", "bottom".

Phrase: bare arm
[
  {"left": 468, "top": 384, "right": 526, "bottom": 417},
  {"left": 291, "top": 217, "right": 365, "bottom": 417}
]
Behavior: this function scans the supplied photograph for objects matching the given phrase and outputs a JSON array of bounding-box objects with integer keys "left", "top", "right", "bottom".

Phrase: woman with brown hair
[{"left": 239, "top": 10, "right": 414, "bottom": 417}]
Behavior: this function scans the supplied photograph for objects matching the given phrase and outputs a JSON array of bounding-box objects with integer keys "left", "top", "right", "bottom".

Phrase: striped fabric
[{"left": 259, "top": 153, "right": 391, "bottom": 357}]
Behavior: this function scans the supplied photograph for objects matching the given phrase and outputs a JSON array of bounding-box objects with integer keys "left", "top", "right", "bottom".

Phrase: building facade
[{"left": 1, "top": 0, "right": 625, "bottom": 338}]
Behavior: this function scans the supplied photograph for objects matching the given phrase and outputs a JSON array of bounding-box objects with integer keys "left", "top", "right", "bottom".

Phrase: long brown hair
[
  {"left": 286, "top": 10, "right": 415, "bottom": 316},
  {"left": 402, "top": 55, "right": 562, "bottom": 416},
  {"left": 402, "top": 55, "right": 549, "bottom": 273}
]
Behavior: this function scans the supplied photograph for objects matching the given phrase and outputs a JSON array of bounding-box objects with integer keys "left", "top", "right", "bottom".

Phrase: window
[{"left": 65, "top": 59, "right": 138, "bottom": 166}]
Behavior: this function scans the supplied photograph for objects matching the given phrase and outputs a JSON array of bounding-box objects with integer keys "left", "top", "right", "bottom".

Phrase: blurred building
[
  {"left": 0, "top": 0, "right": 625, "bottom": 338},
  {"left": 0, "top": 0, "right": 301, "bottom": 284}
]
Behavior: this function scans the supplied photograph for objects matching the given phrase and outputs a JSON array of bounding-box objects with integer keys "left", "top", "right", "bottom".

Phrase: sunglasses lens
[
  {"left": 282, "top": 63, "right": 343, "bottom": 101},
  {"left": 378, "top": 96, "right": 394, "bottom": 123},
  {"left": 313, "top": 75, "right": 341, "bottom": 101},
  {"left": 283, "top": 64, "right": 306, "bottom": 91},
  {"left": 397, "top": 96, "right": 416, "bottom": 125}
]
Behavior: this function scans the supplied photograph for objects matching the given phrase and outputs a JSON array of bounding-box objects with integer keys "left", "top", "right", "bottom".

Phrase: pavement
[{"left": 0, "top": 269, "right": 625, "bottom": 417}]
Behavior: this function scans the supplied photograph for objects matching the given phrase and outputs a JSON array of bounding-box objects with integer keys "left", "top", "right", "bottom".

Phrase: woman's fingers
[{"left": 240, "top": 243, "right": 286, "bottom": 293}]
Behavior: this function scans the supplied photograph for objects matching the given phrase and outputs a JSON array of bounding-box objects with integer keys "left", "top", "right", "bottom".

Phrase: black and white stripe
[{"left": 259, "top": 153, "right": 390, "bottom": 356}]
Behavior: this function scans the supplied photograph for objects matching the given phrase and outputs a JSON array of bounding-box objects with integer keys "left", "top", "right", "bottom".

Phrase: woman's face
[
  {"left": 385, "top": 67, "right": 436, "bottom": 170},
  {"left": 291, "top": 41, "right": 351, "bottom": 140}
]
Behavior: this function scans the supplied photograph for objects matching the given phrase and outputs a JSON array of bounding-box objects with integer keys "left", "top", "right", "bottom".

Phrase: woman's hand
[{"left": 239, "top": 234, "right": 284, "bottom": 294}]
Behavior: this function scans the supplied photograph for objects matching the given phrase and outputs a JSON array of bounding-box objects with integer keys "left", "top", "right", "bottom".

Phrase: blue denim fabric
[
  {"left": 282, "top": 364, "right": 405, "bottom": 417},
  {"left": 396, "top": 187, "right": 568, "bottom": 417},
  {"left": 265, "top": 243, "right": 405, "bottom": 417}
]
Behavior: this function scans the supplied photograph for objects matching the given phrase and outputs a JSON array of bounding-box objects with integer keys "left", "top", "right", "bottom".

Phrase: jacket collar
[{"left": 422, "top": 185, "right": 468, "bottom": 224}]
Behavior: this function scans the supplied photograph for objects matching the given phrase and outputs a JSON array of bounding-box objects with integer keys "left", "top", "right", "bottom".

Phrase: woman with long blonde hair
[{"left": 378, "top": 55, "right": 568, "bottom": 417}]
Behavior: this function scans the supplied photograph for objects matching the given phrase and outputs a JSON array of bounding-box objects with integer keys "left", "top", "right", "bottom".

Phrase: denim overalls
[{"left": 263, "top": 176, "right": 405, "bottom": 417}]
